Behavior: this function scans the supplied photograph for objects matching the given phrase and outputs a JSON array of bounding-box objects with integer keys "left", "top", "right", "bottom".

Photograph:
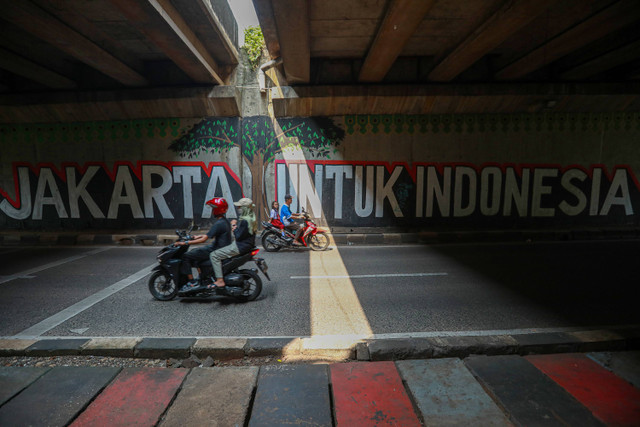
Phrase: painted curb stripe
[
  {"left": 249, "top": 365, "right": 332, "bottom": 427},
  {"left": 465, "top": 355, "right": 602, "bottom": 426},
  {"left": 397, "top": 359, "right": 511, "bottom": 426},
  {"left": 70, "top": 368, "right": 187, "bottom": 427},
  {"left": 588, "top": 351, "right": 640, "bottom": 389},
  {"left": 0, "top": 366, "right": 50, "bottom": 406},
  {"left": 161, "top": 367, "right": 258, "bottom": 426},
  {"left": 330, "top": 361, "right": 421, "bottom": 427},
  {"left": 0, "top": 366, "right": 120, "bottom": 427},
  {"left": 528, "top": 353, "right": 640, "bottom": 426}
]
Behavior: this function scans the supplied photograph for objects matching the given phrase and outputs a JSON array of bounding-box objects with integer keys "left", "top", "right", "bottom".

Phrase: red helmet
[{"left": 206, "top": 197, "right": 228, "bottom": 216}]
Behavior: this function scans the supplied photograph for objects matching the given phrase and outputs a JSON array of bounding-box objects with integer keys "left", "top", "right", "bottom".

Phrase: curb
[
  {"left": 2, "top": 228, "right": 640, "bottom": 246},
  {"left": 1, "top": 328, "right": 638, "bottom": 361}
]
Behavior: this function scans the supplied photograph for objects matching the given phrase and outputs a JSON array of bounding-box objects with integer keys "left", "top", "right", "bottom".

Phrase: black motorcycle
[{"left": 148, "top": 225, "right": 270, "bottom": 302}]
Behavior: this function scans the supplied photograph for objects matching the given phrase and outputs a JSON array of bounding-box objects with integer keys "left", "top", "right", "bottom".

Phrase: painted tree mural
[{"left": 169, "top": 116, "right": 345, "bottom": 217}]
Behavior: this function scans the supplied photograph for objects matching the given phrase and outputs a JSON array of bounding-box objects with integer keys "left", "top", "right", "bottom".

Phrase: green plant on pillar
[
  {"left": 242, "top": 26, "right": 265, "bottom": 69},
  {"left": 169, "top": 117, "right": 345, "bottom": 218}
]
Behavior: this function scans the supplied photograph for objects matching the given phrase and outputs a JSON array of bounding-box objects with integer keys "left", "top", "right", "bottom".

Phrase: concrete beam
[
  {"left": 252, "top": 0, "right": 281, "bottom": 59},
  {"left": 497, "top": 0, "right": 640, "bottom": 80},
  {"left": 31, "top": 0, "right": 146, "bottom": 74},
  {"left": 108, "top": 0, "right": 226, "bottom": 85},
  {"left": 428, "top": 0, "right": 554, "bottom": 82},
  {"left": 0, "top": 86, "right": 240, "bottom": 123},
  {"left": 270, "top": 82, "right": 640, "bottom": 116},
  {"left": 271, "top": 0, "right": 310, "bottom": 83},
  {"left": 359, "top": 0, "right": 435, "bottom": 82},
  {"left": 1, "top": 0, "right": 147, "bottom": 87},
  {"left": 0, "top": 48, "right": 76, "bottom": 90},
  {"left": 193, "top": 0, "right": 240, "bottom": 65},
  {"left": 562, "top": 39, "right": 640, "bottom": 80}
]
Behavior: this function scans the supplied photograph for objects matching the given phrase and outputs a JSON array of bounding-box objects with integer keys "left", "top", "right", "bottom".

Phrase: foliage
[
  {"left": 242, "top": 26, "right": 265, "bottom": 69},
  {"left": 169, "top": 117, "right": 345, "bottom": 164}
]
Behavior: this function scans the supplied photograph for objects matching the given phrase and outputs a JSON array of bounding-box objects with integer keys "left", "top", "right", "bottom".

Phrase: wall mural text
[
  {"left": 1, "top": 114, "right": 639, "bottom": 230},
  {"left": 2, "top": 160, "right": 636, "bottom": 229},
  {"left": 275, "top": 160, "right": 639, "bottom": 228},
  {"left": 0, "top": 162, "right": 242, "bottom": 228}
]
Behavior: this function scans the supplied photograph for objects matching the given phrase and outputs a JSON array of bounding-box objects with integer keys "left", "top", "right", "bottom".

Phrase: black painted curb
[
  {"left": 2, "top": 227, "right": 640, "bottom": 246},
  {"left": 1, "top": 328, "right": 638, "bottom": 361}
]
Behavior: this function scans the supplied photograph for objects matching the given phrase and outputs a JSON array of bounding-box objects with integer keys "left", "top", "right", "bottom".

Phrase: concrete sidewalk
[{"left": 2, "top": 226, "right": 640, "bottom": 246}]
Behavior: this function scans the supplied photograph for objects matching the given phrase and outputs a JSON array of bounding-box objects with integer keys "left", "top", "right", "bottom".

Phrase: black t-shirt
[
  {"left": 234, "top": 219, "right": 255, "bottom": 254},
  {"left": 205, "top": 217, "right": 232, "bottom": 251}
]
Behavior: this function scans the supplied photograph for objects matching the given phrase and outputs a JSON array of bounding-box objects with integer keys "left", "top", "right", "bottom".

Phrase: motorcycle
[
  {"left": 260, "top": 207, "right": 330, "bottom": 252},
  {"left": 148, "top": 224, "right": 270, "bottom": 302}
]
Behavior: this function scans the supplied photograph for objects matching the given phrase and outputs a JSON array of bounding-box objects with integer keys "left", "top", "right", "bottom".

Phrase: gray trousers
[{"left": 209, "top": 241, "right": 239, "bottom": 279}]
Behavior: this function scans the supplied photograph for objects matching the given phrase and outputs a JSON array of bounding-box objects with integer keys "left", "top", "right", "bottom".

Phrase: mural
[
  {"left": 1, "top": 113, "right": 639, "bottom": 230},
  {"left": 0, "top": 162, "right": 242, "bottom": 229},
  {"left": 275, "top": 160, "right": 639, "bottom": 229},
  {"left": 168, "top": 116, "right": 344, "bottom": 217}
]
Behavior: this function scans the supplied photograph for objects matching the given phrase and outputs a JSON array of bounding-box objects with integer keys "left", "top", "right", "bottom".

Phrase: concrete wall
[{"left": 1, "top": 113, "right": 639, "bottom": 231}]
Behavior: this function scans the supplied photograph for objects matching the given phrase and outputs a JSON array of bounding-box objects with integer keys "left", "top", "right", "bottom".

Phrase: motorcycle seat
[{"left": 196, "top": 247, "right": 256, "bottom": 269}]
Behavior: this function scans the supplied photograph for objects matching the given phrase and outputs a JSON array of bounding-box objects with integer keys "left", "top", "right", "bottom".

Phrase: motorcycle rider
[
  {"left": 175, "top": 197, "right": 232, "bottom": 292},
  {"left": 208, "top": 197, "right": 257, "bottom": 289},
  {"left": 280, "top": 194, "right": 303, "bottom": 245}
]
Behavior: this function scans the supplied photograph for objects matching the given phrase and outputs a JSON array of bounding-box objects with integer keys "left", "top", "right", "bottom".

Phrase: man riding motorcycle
[
  {"left": 280, "top": 194, "right": 303, "bottom": 245},
  {"left": 174, "top": 197, "right": 232, "bottom": 293}
]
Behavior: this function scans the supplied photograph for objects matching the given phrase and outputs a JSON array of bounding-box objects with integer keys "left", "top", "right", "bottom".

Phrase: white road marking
[
  {"left": 291, "top": 272, "right": 448, "bottom": 279},
  {"left": 0, "top": 247, "right": 111, "bottom": 285},
  {"left": 15, "top": 264, "right": 154, "bottom": 338}
]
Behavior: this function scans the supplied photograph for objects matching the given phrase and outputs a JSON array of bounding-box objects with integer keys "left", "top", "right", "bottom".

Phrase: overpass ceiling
[
  {"left": 254, "top": 0, "right": 640, "bottom": 116},
  {"left": 0, "top": 0, "right": 241, "bottom": 122}
]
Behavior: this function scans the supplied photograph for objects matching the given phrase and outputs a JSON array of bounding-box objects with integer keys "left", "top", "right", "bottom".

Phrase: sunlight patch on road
[
  {"left": 308, "top": 250, "right": 373, "bottom": 337},
  {"left": 266, "top": 88, "right": 372, "bottom": 338}
]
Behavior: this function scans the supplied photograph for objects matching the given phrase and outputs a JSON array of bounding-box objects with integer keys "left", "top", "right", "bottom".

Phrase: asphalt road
[{"left": 0, "top": 240, "right": 638, "bottom": 339}]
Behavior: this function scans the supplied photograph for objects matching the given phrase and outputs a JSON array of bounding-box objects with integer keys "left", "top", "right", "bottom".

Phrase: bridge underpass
[
  {"left": 1, "top": 0, "right": 639, "bottom": 234},
  {"left": 0, "top": 5, "right": 639, "bottom": 408}
]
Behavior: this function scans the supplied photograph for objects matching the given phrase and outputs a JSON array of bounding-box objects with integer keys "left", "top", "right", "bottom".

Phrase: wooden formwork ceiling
[
  {"left": 254, "top": 0, "right": 640, "bottom": 116},
  {"left": 0, "top": 0, "right": 241, "bottom": 122}
]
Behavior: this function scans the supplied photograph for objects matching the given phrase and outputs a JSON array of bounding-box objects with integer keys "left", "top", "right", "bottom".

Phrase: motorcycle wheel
[
  {"left": 308, "top": 232, "right": 330, "bottom": 251},
  {"left": 261, "top": 231, "right": 282, "bottom": 252},
  {"left": 235, "top": 269, "right": 262, "bottom": 302},
  {"left": 148, "top": 271, "right": 178, "bottom": 301}
]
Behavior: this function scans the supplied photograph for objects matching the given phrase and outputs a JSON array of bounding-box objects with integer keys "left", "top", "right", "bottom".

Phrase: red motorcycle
[{"left": 260, "top": 208, "right": 330, "bottom": 251}]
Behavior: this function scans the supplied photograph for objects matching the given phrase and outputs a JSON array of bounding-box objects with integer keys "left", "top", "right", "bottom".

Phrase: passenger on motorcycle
[
  {"left": 280, "top": 194, "right": 303, "bottom": 245},
  {"left": 208, "top": 197, "right": 257, "bottom": 289},
  {"left": 175, "top": 197, "right": 232, "bottom": 292}
]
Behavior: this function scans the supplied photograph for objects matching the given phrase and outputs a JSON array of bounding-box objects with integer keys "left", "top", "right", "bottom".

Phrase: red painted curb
[
  {"left": 70, "top": 368, "right": 188, "bottom": 426},
  {"left": 331, "top": 362, "right": 420, "bottom": 426},
  {"left": 527, "top": 353, "right": 640, "bottom": 426}
]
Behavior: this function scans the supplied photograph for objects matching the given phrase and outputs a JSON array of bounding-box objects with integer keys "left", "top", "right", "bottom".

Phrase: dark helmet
[{"left": 206, "top": 197, "right": 228, "bottom": 216}]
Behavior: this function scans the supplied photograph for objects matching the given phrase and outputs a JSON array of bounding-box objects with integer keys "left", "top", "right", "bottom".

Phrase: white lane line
[
  {"left": 0, "top": 248, "right": 111, "bottom": 285},
  {"left": 291, "top": 273, "right": 448, "bottom": 279},
  {"left": 15, "top": 264, "right": 154, "bottom": 338}
]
